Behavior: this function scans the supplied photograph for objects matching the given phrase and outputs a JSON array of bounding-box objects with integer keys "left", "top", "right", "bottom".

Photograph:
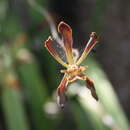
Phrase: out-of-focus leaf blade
[
  {"left": 84, "top": 57, "right": 130, "bottom": 130},
  {"left": 15, "top": 47, "right": 53, "bottom": 130},
  {"left": 2, "top": 87, "right": 30, "bottom": 130}
]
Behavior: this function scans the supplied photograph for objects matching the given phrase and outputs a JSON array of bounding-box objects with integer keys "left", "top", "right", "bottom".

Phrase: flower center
[{"left": 66, "top": 64, "right": 86, "bottom": 76}]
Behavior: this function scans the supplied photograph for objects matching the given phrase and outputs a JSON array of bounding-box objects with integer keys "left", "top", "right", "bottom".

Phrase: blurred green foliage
[{"left": 0, "top": 0, "right": 130, "bottom": 130}]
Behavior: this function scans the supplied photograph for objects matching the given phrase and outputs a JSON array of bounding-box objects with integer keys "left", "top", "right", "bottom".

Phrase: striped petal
[
  {"left": 76, "top": 32, "right": 98, "bottom": 65},
  {"left": 77, "top": 73, "right": 98, "bottom": 101},
  {"left": 58, "top": 22, "right": 74, "bottom": 64},
  {"left": 44, "top": 36, "right": 68, "bottom": 68},
  {"left": 86, "top": 76, "right": 98, "bottom": 101},
  {"left": 57, "top": 74, "right": 68, "bottom": 108}
]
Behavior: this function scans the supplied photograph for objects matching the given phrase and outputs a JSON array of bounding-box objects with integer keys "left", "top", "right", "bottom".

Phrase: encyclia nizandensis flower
[{"left": 44, "top": 21, "right": 99, "bottom": 108}]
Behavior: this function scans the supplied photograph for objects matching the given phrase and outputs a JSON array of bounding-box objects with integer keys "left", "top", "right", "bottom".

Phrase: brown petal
[
  {"left": 86, "top": 77, "right": 98, "bottom": 101},
  {"left": 76, "top": 32, "right": 98, "bottom": 65},
  {"left": 57, "top": 74, "right": 68, "bottom": 108},
  {"left": 76, "top": 73, "right": 98, "bottom": 100},
  {"left": 58, "top": 22, "right": 74, "bottom": 64},
  {"left": 44, "top": 36, "right": 68, "bottom": 68}
]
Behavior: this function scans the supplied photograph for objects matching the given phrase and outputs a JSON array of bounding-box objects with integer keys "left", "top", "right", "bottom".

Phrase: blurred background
[{"left": 0, "top": 0, "right": 130, "bottom": 130}]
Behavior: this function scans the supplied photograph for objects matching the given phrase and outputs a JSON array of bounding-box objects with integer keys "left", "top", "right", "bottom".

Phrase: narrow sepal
[
  {"left": 57, "top": 75, "right": 68, "bottom": 108},
  {"left": 86, "top": 77, "right": 98, "bottom": 101},
  {"left": 58, "top": 22, "right": 74, "bottom": 64},
  {"left": 76, "top": 32, "right": 98, "bottom": 65},
  {"left": 44, "top": 36, "right": 68, "bottom": 68}
]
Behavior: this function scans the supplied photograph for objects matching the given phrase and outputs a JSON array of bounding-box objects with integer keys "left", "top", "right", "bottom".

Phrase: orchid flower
[{"left": 44, "top": 21, "right": 99, "bottom": 108}]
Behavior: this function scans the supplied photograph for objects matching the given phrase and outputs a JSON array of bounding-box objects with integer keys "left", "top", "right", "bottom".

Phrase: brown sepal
[
  {"left": 57, "top": 75, "right": 68, "bottom": 108},
  {"left": 86, "top": 77, "right": 98, "bottom": 101}
]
